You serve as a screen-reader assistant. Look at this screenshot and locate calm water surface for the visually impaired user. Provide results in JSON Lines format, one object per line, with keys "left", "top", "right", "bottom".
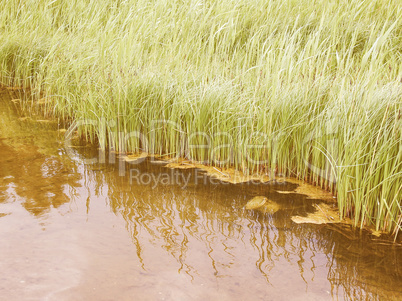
{"left": 0, "top": 88, "right": 401, "bottom": 301}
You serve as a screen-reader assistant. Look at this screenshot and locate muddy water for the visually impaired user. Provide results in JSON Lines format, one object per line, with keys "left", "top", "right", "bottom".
{"left": 0, "top": 88, "right": 401, "bottom": 301}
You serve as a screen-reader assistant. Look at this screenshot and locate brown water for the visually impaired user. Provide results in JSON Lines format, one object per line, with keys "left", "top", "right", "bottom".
{"left": 0, "top": 88, "right": 401, "bottom": 301}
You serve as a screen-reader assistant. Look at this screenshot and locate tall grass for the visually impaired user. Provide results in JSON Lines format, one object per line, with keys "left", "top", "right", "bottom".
{"left": 0, "top": 0, "right": 401, "bottom": 236}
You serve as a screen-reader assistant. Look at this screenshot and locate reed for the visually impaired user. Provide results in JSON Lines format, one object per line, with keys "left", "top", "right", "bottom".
{"left": 0, "top": 0, "right": 401, "bottom": 236}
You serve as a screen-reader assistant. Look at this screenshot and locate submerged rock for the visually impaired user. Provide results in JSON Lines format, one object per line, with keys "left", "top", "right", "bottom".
{"left": 245, "top": 196, "right": 267, "bottom": 209}
{"left": 245, "top": 196, "right": 281, "bottom": 214}
{"left": 259, "top": 201, "right": 281, "bottom": 214}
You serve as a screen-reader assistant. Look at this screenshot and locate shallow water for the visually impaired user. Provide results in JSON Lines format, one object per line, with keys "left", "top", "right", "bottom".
{"left": 0, "top": 88, "right": 401, "bottom": 301}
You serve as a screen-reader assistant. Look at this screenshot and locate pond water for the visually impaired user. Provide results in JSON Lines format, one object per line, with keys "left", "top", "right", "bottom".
{"left": 0, "top": 88, "right": 401, "bottom": 301}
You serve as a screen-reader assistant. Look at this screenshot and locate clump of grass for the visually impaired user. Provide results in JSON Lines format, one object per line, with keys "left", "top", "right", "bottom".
{"left": 0, "top": 0, "right": 401, "bottom": 237}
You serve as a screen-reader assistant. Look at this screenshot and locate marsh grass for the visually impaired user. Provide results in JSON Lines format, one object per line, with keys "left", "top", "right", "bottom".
{"left": 0, "top": 0, "right": 401, "bottom": 236}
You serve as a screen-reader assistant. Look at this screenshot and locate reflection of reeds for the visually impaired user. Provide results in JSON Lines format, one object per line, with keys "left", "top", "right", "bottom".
{"left": 0, "top": 89, "right": 81, "bottom": 217}
{"left": 0, "top": 0, "right": 401, "bottom": 235}
{"left": 83, "top": 163, "right": 401, "bottom": 300}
